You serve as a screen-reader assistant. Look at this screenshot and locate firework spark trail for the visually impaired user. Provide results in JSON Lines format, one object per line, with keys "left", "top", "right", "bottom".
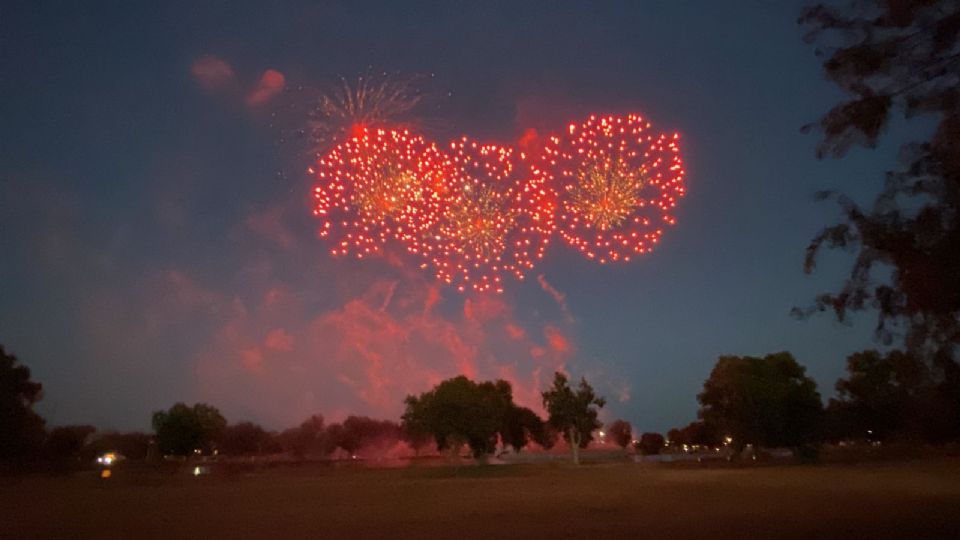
{"left": 537, "top": 114, "right": 685, "bottom": 264}
{"left": 309, "top": 72, "right": 425, "bottom": 148}
{"left": 422, "top": 138, "right": 554, "bottom": 293}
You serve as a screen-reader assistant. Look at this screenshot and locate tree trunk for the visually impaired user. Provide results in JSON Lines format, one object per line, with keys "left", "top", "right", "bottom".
{"left": 569, "top": 428, "right": 581, "bottom": 465}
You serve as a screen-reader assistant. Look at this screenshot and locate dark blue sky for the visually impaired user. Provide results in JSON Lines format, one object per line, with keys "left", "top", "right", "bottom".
{"left": 1, "top": 1, "right": 909, "bottom": 432}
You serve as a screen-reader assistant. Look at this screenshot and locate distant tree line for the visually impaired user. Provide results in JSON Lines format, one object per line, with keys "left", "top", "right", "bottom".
{"left": 7, "top": 338, "right": 960, "bottom": 474}
{"left": 1, "top": 342, "right": 612, "bottom": 470}
{"left": 664, "top": 349, "right": 960, "bottom": 459}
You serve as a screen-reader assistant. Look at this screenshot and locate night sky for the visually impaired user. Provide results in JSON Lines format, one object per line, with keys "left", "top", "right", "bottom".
{"left": 0, "top": 1, "right": 913, "bottom": 433}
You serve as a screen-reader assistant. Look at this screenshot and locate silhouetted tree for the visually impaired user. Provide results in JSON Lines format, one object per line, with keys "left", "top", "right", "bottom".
{"left": 500, "top": 405, "right": 547, "bottom": 453}
{"left": 321, "top": 422, "right": 344, "bottom": 456}
{"left": 279, "top": 415, "right": 325, "bottom": 457}
{"left": 84, "top": 431, "right": 152, "bottom": 461}
{"left": 541, "top": 372, "right": 605, "bottom": 465}
{"left": 339, "top": 416, "right": 401, "bottom": 456}
{"left": 0, "top": 345, "right": 46, "bottom": 467}
{"left": 797, "top": 2, "right": 960, "bottom": 369}
{"left": 698, "top": 352, "right": 823, "bottom": 451}
{"left": 827, "top": 348, "right": 960, "bottom": 442}
{"left": 402, "top": 376, "right": 513, "bottom": 459}
{"left": 219, "top": 422, "right": 273, "bottom": 456}
{"left": 636, "top": 432, "right": 665, "bottom": 456}
{"left": 400, "top": 418, "right": 434, "bottom": 457}
{"left": 43, "top": 425, "right": 96, "bottom": 470}
{"left": 151, "top": 402, "right": 226, "bottom": 456}
{"left": 607, "top": 419, "right": 633, "bottom": 451}
{"left": 667, "top": 421, "right": 720, "bottom": 448}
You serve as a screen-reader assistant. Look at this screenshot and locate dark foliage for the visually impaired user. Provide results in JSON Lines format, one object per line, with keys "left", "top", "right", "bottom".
{"left": 0, "top": 345, "right": 46, "bottom": 466}
{"left": 403, "top": 376, "right": 544, "bottom": 459}
{"left": 607, "top": 419, "right": 633, "bottom": 450}
{"left": 797, "top": 1, "right": 960, "bottom": 365}
{"left": 219, "top": 422, "right": 275, "bottom": 456}
{"left": 43, "top": 425, "right": 96, "bottom": 470}
{"left": 151, "top": 402, "right": 226, "bottom": 456}
{"left": 541, "top": 372, "right": 605, "bottom": 464}
{"left": 826, "top": 348, "right": 960, "bottom": 442}
{"left": 636, "top": 432, "right": 665, "bottom": 456}
{"left": 698, "top": 352, "right": 823, "bottom": 449}
{"left": 666, "top": 421, "right": 721, "bottom": 448}
{"left": 278, "top": 415, "right": 326, "bottom": 457}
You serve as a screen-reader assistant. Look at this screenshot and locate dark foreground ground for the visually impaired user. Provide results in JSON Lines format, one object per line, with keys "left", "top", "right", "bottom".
{"left": 3, "top": 458, "right": 959, "bottom": 539}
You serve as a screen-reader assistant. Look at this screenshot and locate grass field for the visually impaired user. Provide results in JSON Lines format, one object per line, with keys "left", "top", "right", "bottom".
{"left": 3, "top": 459, "right": 960, "bottom": 539}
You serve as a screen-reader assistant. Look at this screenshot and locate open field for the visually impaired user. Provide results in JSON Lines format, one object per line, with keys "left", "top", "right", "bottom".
{"left": 3, "top": 459, "right": 960, "bottom": 539}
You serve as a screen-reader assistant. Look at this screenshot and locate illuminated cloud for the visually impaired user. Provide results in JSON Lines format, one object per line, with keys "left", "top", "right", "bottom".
{"left": 265, "top": 328, "right": 294, "bottom": 352}
{"left": 192, "top": 276, "right": 572, "bottom": 426}
{"left": 544, "top": 324, "right": 572, "bottom": 354}
{"left": 537, "top": 274, "right": 574, "bottom": 324}
{"left": 191, "top": 55, "right": 235, "bottom": 91}
{"left": 246, "top": 69, "right": 286, "bottom": 106}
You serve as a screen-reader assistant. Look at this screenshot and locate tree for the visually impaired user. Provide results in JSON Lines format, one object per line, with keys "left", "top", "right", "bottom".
{"left": 541, "top": 372, "right": 606, "bottom": 465}
{"left": 400, "top": 417, "right": 434, "bottom": 457}
{"left": 636, "top": 432, "right": 665, "bottom": 456}
{"left": 402, "top": 376, "right": 514, "bottom": 460}
{"left": 84, "top": 431, "right": 152, "bottom": 461}
{"left": 219, "top": 422, "right": 273, "bottom": 456}
{"left": 797, "top": 2, "right": 960, "bottom": 365}
{"left": 0, "top": 345, "right": 46, "bottom": 466}
{"left": 500, "top": 405, "right": 548, "bottom": 453}
{"left": 43, "top": 425, "right": 96, "bottom": 469}
{"left": 667, "top": 421, "right": 720, "bottom": 448}
{"left": 151, "top": 402, "right": 226, "bottom": 456}
{"left": 278, "top": 414, "right": 325, "bottom": 457}
{"left": 339, "top": 416, "right": 401, "bottom": 456}
{"left": 827, "top": 348, "right": 960, "bottom": 442}
{"left": 607, "top": 419, "right": 633, "bottom": 451}
{"left": 698, "top": 352, "right": 823, "bottom": 451}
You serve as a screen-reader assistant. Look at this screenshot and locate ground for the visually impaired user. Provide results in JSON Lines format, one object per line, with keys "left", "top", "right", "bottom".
{"left": 3, "top": 459, "right": 959, "bottom": 539}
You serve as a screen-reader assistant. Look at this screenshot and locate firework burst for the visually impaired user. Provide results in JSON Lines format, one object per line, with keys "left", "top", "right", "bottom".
{"left": 309, "top": 71, "right": 425, "bottom": 148}
{"left": 311, "top": 127, "right": 448, "bottom": 258}
{"left": 424, "top": 138, "right": 554, "bottom": 293}
{"left": 537, "top": 114, "right": 685, "bottom": 263}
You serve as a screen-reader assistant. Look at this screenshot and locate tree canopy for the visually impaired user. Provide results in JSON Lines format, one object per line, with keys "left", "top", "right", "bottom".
{"left": 151, "top": 402, "right": 226, "bottom": 456}
{"left": 798, "top": 1, "right": 960, "bottom": 363}
{"left": 541, "top": 372, "right": 605, "bottom": 464}
{"left": 0, "top": 345, "right": 46, "bottom": 465}
{"left": 827, "top": 348, "right": 960, "bottom": 442}
{"left": 607, "top": 419, "right": 633, "bottom": 450}
{"left": 402, "top": 376, "right": 547, "bottom": 459}
{"left": 219, "top": 421, "right": 274, "bottom": 456}
{"left": 698, "top": 352, "right": 823, "bottom": 450}
{"left": 637, "top": 432, "right": 665, "bottom": 456}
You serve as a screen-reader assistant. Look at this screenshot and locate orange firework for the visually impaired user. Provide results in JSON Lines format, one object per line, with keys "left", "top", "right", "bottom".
{"left": 311, "top": 128, "right": 449, "bottom": 258}
{"left": 537, "top": 114, "right": 685, "bottom": 263}
{"left": 424, "top": 138, "right": 554, "bottom": 293}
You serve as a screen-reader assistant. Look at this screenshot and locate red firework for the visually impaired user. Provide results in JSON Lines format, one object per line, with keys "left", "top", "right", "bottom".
{"left": 536, "top": 114, "right": 685, "bottom": 263}
{"left": 311, "top": 128, "right": 449, "bottom": 258}
{"left": 423, "top": 138, "right": 554, "bottom": 293}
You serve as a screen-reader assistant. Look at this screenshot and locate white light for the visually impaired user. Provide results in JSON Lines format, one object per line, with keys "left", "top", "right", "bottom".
{"left": 193, "top": 467, "right": 201, "bottom": 476}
